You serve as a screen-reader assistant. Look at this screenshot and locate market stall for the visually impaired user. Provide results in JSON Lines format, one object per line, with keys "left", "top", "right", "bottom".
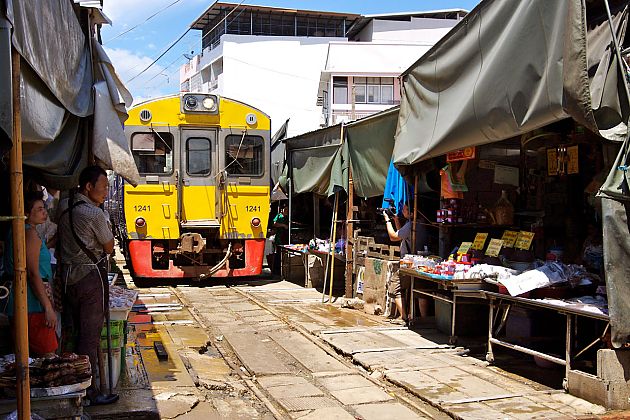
{"left": 279, "top": 108, "right": 400, "bottom": 298}
{"left": 392, "top": 0, "right": 629, "bottom": 408}
{"left": 0, "top": 0, "right": 138, "bottom": 416}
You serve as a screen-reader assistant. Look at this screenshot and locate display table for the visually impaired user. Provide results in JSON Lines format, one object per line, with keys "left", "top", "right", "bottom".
{"left": 400, "top": 267, "right": 486, "bottom": 344}
{"left": 481, "top": 291, "right": 610, "bottom": 389}
{"left": 279, "top": 245, "right": 309, "bottom": 286}
{"left": 0, "top": 391, "right": 85, "bottom": 419}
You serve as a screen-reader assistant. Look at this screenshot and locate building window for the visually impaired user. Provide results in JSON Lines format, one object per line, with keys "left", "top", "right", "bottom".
{"left": 353, "top": 77, "right": 395, "bottom": 105}
{"left": 131, "top": 132, "right": 174, "bottom": 175}
{"left": 225, "top": 135, "right": 264, "bottom": 176}
{"left": 333, "top": 77, "right": 348, "bottom": 104}
{"left": 180, "top": 79, "right": 190, "bottom": 92}
{"left": 186, "top": 138, "right": 211, "bottom": 176}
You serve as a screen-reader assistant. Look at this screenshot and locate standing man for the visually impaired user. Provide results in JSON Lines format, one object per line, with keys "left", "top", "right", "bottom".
{"left": 57, "top": 166, "right": 118, "bottom": 405}
{"left": 384, "top": 204, "right": 412, "bottom": 323}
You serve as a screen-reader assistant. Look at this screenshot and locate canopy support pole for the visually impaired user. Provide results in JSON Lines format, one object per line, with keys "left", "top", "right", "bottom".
{"left": 328, "top": 193, "right": 339, "bottom": 304}
{"left": 322, "top": 194, "right": 337, "bottom": 303}
{"left": 10, "top": 47, "right": 31, "bottom": 420}
{"left": 345, "top": 170, "right": 354, "bottom": 298}
{"left": 412, "top": 175, "right": 419, "bottom": 254}
{"left": 288, "top": 178, "right": 292, "bottom": 245}
{"left": 603, "top": 0, "right": 630, "bottom": 109}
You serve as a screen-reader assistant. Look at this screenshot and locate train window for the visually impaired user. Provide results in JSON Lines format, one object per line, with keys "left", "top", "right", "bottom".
{"left": 186, "top": 137, "right": 211, "bottom": 176}
{"left": 132, "top": 132, "right": 174, "bottom": 175}
{"left": 225, "top": 135, "right": 264, "bottom": 176}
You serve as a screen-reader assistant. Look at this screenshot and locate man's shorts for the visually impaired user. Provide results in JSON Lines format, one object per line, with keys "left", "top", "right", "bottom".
{"left": 387, "top": 270, "right": 410, "bottom": 298}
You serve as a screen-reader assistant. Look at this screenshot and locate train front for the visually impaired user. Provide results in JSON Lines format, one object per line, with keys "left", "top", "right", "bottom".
{"left": 117, "top": 94, "right": 271, "bottom": 282}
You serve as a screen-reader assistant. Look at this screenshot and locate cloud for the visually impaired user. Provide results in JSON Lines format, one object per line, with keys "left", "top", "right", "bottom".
{"left": 104, "top": 47, "right": 179, "bottom": 105}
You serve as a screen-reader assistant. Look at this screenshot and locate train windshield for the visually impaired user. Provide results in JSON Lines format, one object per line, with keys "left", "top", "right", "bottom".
{"left": 132, "top": 132, "right": 174, "bottom": 175}
{"left": 224, "top": 135, "right": 264, "bottom": 176}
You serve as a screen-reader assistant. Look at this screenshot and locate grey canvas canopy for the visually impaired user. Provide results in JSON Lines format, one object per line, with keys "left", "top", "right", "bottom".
{"left": 284, "top": 107, "right": 399, "bottom": 198}
{"left": 393, "top": 0, "right": 629, "bottom": 347}
{"left": 0, "top": 0, "right": 140, "bottom": 189}
{"left": 393, "top": 0, "right": 628, "bottom": 170}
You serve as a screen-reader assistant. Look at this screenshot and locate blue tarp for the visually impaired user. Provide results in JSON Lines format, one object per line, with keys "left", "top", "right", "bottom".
{"left": 382, "top": 160, "right": 411, "bottom": 215}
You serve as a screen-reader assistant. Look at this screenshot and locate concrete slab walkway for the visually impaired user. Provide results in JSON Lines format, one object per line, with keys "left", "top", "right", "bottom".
{"left": 236, "top": 281, "right": 607, "bottom": 420}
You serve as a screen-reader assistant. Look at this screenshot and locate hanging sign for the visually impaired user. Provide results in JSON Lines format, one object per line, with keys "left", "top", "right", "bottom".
{"left": 547, "top": 148, "right": 558, "bottom": 176}
{"left": 515, "top": 231, "right": 535, "bottom": 250}
{"left": 485, "top": 239, "right": 504, "bottom": 257}
{"left": 457, "top": 242, "right": 473, "bottom": 255}
{"left": 471, "top": 233, "right": 489, "bottom": 250}
{"left": 501, "top": 230, "right": 519, "bottom": 248}
{"left": 567, "top": 145, "right": 579, "bottom": 174}
{"left": 447, "top": 146, "right": 476, "bottom": 162}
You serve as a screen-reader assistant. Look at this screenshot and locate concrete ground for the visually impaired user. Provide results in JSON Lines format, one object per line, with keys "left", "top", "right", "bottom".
{"left": 86, "top": 254, "right": 615, "bottom": 419}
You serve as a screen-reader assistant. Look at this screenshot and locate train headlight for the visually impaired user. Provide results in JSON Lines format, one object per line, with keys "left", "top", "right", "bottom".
{"left": 135, "top": 217, "right": 146, "bottom": 228}
{"left": 202, "top": 96, "right": 216, "bottom": 111}
{"left": 181, "top": 94, "right": 219, "bottom": 114}
{"left": 251, "top": 217, "right": 261, "bottom": 228}
{"left": 184, "top": 95, "right": 198, "bottom": 110}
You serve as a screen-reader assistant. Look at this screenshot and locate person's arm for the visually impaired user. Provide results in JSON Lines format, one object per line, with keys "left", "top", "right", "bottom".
{"left": 92, "top": 211, "right": 115, "bottom": 255}
{"left": 384, "top": 214, "right": 402, "bottom": 242}
{"left": 273, "top": 215, "right": 288, "bottom": 229}
{"left": 25, "top": 229, "right": 56, "bottom": 329}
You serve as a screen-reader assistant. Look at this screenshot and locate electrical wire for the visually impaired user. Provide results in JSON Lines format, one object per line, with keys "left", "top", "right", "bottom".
{"left": 104, "top": 0, "right": 184, "bottom": 44}
{"left": 126, "top": 0, "right": 246, "bottom": 84}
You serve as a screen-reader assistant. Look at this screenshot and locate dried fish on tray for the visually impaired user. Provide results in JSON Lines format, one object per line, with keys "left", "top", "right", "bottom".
{"left": 0, "top": 353, "right": 92, "bottom": 395}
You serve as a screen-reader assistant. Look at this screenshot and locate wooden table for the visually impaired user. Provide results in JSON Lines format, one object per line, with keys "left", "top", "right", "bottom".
{"left": 279, "top": 245, "right": 309, "bottom": 287}
{"left": 481, "top": 291, "right": 610, "bottom": 389}
{"left": 400, "top": 267, "right": 486, "bottom": 344}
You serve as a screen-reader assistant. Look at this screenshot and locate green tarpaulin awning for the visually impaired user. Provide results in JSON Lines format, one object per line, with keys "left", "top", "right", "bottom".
{"left": 284, "top": 107, "right": 399, "bottom": 198}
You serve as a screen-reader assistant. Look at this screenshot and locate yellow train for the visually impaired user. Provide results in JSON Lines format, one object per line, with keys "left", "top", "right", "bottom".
{"left": 113, "top": 93, "right": 271, "bottom": 282}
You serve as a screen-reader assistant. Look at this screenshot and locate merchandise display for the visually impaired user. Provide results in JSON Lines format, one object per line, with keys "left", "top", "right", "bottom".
{"left": 0, "top": 353, "right": 91, "bottom": 390}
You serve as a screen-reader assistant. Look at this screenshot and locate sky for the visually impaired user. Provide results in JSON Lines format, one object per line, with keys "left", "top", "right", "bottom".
{"left": 101, "top": 0, "right": 480, "bottom": 105}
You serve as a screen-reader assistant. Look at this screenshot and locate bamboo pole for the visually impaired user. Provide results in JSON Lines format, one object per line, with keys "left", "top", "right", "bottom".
{"left": 345, "top": 167, "right": 354, "bottom": 298}
{"left": 321, "top": 194, "right": 335, "bottom": 304}
{"left": 328, "top": 194, "right": 339, "bottom": 304}
{"left": 10, "top": 47, "right": 31, "bottom": 420}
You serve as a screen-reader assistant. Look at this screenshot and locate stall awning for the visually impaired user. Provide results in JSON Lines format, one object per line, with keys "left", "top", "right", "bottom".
{"left": 286, "top": 124, "right": 346, "bottom": 197}
{"left": 346, "top": 107, "right": 399, "bottom": 198}
{"left": 1, "top": 0, "right": 139, "bottom": 188}
{"left": 393, "top": 0, "right": 629, "bottom": 171}
{"left": 284, "top": 107, "right": 399, "bottom": 198}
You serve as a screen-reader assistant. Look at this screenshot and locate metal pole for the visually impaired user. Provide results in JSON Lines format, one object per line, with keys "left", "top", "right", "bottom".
{"left": 328, "top": 193, "right": 339, "bottom": 303}
{"left": 412, "top": 174, "right": 418, "bottom": 254}
{"left": 10, "top": 47, "right": 31, "bottom": 420}
{"left": 603, "top": 0, "right": 630, "bottom": 106}
{"left": 288, "top": 178, "right": 292, "bottom": 245}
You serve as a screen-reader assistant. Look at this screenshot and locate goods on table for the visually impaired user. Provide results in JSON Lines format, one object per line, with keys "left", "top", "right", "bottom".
{"left": 110, "top": 285, "right": 138, "bottom": 310}
{"left": 0, "top": 353, "right": 91, "bottom": 389}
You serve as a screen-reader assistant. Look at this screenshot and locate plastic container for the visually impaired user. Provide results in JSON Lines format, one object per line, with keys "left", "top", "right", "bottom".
{"left": 98, "top": 347, "right": 122, "bottom": 389}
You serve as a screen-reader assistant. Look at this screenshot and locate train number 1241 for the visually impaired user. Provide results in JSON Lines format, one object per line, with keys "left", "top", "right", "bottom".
{"left": 245, "top": 205, "right": 260, "bottom": 212}
{"left": 134, "top": 205, "right": 151, "bottom": 212}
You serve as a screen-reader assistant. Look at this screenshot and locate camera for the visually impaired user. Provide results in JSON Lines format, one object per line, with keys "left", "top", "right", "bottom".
{"left": 377, "top": 207, "right": 396, "bottom": 218}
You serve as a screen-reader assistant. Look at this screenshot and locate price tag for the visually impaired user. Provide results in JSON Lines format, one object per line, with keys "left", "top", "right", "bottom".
{"left": 501, "top": 230, "right": 519, "bottom": 248}
{"left": 485, "top": 239, "right": 504, "bottom": 257}
{"left": 515, "top": 231, "right": 535, "bottom": 250}
{"left": 457, "top": 242, "right": 473, "bottom": 255}
{"left": 472, "top": 233, "right": 488, "bottom": 250}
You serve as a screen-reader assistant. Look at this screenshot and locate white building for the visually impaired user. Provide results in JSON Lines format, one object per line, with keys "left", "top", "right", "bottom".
{"left": 180, "top": 2, "right": 466, "bottom": 137}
